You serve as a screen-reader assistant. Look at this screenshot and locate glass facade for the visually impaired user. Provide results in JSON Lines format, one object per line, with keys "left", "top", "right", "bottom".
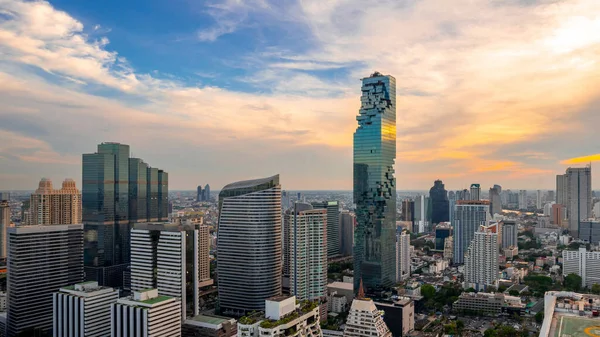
{"left": 128, "top": 158, "right": 148, "bottom": 222}
{"left": 158, "top": 170, "right": 169, "bottom": 221}
{"left": 147, "top": 167, "right": 159, "bottom": 222}
{"left": 353, "top": 72, "right": 397, "bottom": 292}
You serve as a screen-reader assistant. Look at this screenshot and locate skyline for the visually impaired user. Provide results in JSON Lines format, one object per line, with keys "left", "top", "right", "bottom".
{"left": 1, "top": 0, "right": 600, "bottom": 190}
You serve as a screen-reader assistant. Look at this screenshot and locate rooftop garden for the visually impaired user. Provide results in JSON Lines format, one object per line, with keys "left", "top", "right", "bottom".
{"left": 260, "top": 300, "right": 319, "bottom": 329}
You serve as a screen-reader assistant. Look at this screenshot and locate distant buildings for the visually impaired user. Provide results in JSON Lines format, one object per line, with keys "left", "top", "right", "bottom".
{"left": 435, "top": 224, "right": 452, "bottom": 251}
{"left": 396, "top": 231, "right": 410, "bottom": 281}
{"left": 518, "top": 190, "right": 527, "bottom": 210}
{"left": 0, "top": 200, "right": 8, "bottom": 259}
{"left": 82, "top": 142, "right": 168, "bottom": 288}
{"left": 53, "top": 281, "right": 119, "bottom": 337}
{"left": 470, "top": 184, "right": 481, "bottom": 201}
{"left": 197, "top": 185, "right": 203, "bottom": 202}
{"left": 414, "top": 195, "right": 430, "bottom": 233}
{"left": 7, "top": 224, "right": 84, "bottom": 336}
{"left": 562, "top": 247, "right": 600, "bottom": 288}
{"left": 537, "top": 190, "right": 543, "bottom": 209}
{"left": 312, "top": 201, "right": 340, "bottom": 257}
{"left": 353, "top": 72, "right": 397, "bottom": 293}
{"left": 429, "top": 180, "right": 449, "bottom": 224}
{"left": 551, "top": 204, "right": 565, "bottom": 226}
{"left": 489, "top": 185, "right": 502, "bottom": 216}
{"left": 27, "top": 178, "right": 81, "bottom": 226}
{"left": 218, "top": 175, "right": 282, "bottom": 315}
{"left": 464, "top": 224, "right": 499, "bottom": 291}
{"left": 204, "top": 184, "right": 211, "bottom": 202}
{"left": 453, "top": 292, "right": 524, "bottom": 315}
{"left": 340, "top": 211, "right": 355, "bottom": 256}
{"left": 579, "top": 221, "right": 600, "bottom": 245}
{"left": 452, "top": 200, "right": 490, "bottom": 264}
{"left": 501, "top": 220, "right": 517, "bottom": 249}
{"left": 111, "top": 289, "right": 181, "bottom": 337}
{"left": 566, "top": 167, "right": 592, "bottom": 237}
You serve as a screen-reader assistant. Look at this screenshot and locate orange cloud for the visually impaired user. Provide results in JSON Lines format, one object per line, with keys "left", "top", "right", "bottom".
{"left": 561, "top": 154, "right": 600, "bottom": 165}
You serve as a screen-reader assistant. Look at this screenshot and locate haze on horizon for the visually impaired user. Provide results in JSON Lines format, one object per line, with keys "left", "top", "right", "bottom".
{"left": 1, "top": 0, "right": 600, "bottom": 191}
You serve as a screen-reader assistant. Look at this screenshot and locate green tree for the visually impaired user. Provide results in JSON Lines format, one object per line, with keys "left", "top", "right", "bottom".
{"left": 421, "top": 284, "right": 436, "bottom": 300}
{"left": 466, "top": 287, "right": 476, "bottom": 293}
{"left": 487, "top": 285, "right": 497, "bottom": 293}
{"left": 509, "top": 290, "right": 520, "bottom": 296}
{"left": 535, "top": 311, "right": 544, "bottom": 324}
{"left": 564, "top": 273, "right": 582, "bottom": 291}
{"left": 591, "top": 284, "right": 600, "bottom": 295}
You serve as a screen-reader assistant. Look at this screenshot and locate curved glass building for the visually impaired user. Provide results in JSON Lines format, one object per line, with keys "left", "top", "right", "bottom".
{"left": 217, "top": 175, "right": 282, "bottom": 315}
{"left": 353, "top": 72, "right": 397, "bottom": 293}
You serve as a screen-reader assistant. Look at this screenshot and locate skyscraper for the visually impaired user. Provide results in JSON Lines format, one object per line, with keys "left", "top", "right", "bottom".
{"left": 312, "top": 200, "right": 340, "bottom": 257}
{"left": 536, "top": 190, "right": 543, "bottom": 209}
{"left": 0, "top": 199, "right": 9, "bottom": 259}
{"left": 429, "top": 180, "right": 449, "bottom": 224}
{"left": 7, "top": 224, "right": 84, "bottom": 336}
{"left": 565, "top": 167, "right": 592, "bottom": 237}
{"left": 401, "top": 199, "right": 414, "bottom": 222}
{"left": 470, "top": 184, "right": 481, "bottom": 201}
{"left": 556, "top": 174, "right": 568, "bottom": 206}
{"left": 28, "top": 178, "right": 81, "bottom": 225}
{"left": 82, "top": 142, "right": 168, "bottom": 287}
{"left": 501, "top": 220, "right": 517, "bottom": 249}
{"left": 197, "top": 185, "right": 203, "bottom": 202}
{"left": 344, "top": 284, "right": 392, "bottom": 337}
{"left": 286, "top": 203, "right": 327, "bottom": 301}
{"left": 353, "top": 72, "right": 397, "bottom": 293}
{"left": 217, "top": 175, "right": 282, "bottom": 315}
{"left": 464, "top": 224, "right": 499, "bottom": 291}
{"left": 489, "top": 185, "right": 502, "bottom": 216}
{"left": 396, "top": 231, "right": 410, "bottom": 281}
{"left": 340, "top": 211, "right": 355, "bottom": 257}
{"left": 452, "top": 201, "right": 490, "bottom": 264}
{"left": 414, "top": 195, "right": 430, "bottom": 233}
{"left": 203, "top": 184, "right": 211, "bottom": 202}
{"left": 518, "top": 190, "right": 527, "bottom": 210}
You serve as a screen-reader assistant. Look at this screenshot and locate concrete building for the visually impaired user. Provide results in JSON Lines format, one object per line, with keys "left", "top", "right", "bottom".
{"left": 327, "top": 282, "right": 354, "bottom": 304}
{"left": 489, "top": 185, "right": 502, "bottom": 217}
{"left": 551, "top": 204, "right": 566, "bottom": 226}
{"left": 558, "top": 167, "right": 592, "bottom": 237}
{"left": 518, "top": 190, "right": 527, "bottom": 210}
{"left": 453, "top": 292, "right": 524, "bottom": 315}
{"left": 414, "top": 195, "right": 430, "bottom": 233}
{"left": 562, "top": 248, "right": 600, "bottom": 288}
{"left": 579, "top": 221, "right": 600, "bottom": 245}
{"left": 344, "top": 287, "right": 392, "bottom": 337}
{"left": 340, "top": 211, "right": 355, "bottom": 257}
{"left": 328, "top": 292, "right": 348, "bottom": 313}
{"left": 198, "top": 223, "right": 213, "bottom": 287}
{"left": 537, "top": 190, "right": 543, "bottom": 209}
{"left": 396, "top": 231, "right": 410, "bottom": 281}
{"left": 111, "top": 289, "right": 181, "bottom": 337}
{"left": 464, "top": 225, "right": 499, "bottom": 291}
{"left": 504, "top": 246, "right": 518, "bottom": 259}
{"left": 452, "top": 201, "right": 490, "bottom": 264}
{"left": 312, "top": 201, "right": 340, "bottom": 258}
{"left": 7, "top": 224, "right": 84, "bottom": 336}
{"left": 53, "top": 281, "right": 119, "bottom": 337}
{"left": 0, "top": 200, "right": 8, "bottom": 259}
{"left": 501, "top": 220, "right": 517, "bottom": 249}
{"left": 444, "top": 236, "right": 454, "bottom": 262}
{"left": 197, "top": 185, "right": 203, "bottom": 202}
{"left": 182, "top": 315, "right": 237, "bottom": 337}
{"left": 237, "top": 296, "right": 321, "bottom": 337}
{"left": 131, "top": 222, "right": 208, "bottom": 320}
{"left": 28, "top": 178, "right": 81, "bottom": 225}
{"left": 374, "top": 298, "right": 414, "bottom": 337}
{"left": 594, "top": 202, "right": 600, "bottom": 218}
{"left": 353, "top": 72, "right": 397, "bottom": 293}
{"left": 470, "top": 184, "right": 481, "bottom": 201}
{"left": 218, "top": 175, "right": 282, "bottom": 315}
{"left": 556, "top": 174, "right": 568, "bottom": 207}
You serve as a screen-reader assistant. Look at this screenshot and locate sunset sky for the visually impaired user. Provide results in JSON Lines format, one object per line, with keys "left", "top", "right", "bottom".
{"left": 1, "top": 0, "right": 600, "bottom": 191}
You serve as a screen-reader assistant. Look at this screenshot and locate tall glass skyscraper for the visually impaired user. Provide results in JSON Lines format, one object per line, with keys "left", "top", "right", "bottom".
{"left": 353, "top": 72, "right": 397, "bottom": 292}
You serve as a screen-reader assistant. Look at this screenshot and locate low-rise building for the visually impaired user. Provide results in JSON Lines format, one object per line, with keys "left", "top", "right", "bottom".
{"left": 344, "top": 294, "right": 391, "bottom": 337}
{"left": 237, "top": 296, "right": 321, "bottom": 337}
{"left": 453, "top": 292, "right": 524, "bottom": 316}
{"left": 374, "top": 297, "right": 414, "bottom": 337}
{"left": 327, "top": 282, "right": 354, "bottom": 304}
{"left": 503, "top": 246, "right": 518, "bottom": 259}
{"left": 182, "top": 314, "right": 237, "bottom": 337}
{"left": 328, "top": 292, "right": 348, "bottom": 313}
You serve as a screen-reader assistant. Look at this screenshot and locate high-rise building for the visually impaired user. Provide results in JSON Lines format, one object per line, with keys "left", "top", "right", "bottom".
{"left": 374, "top": 298, "right": 415, "bottom": 337}
{"left": 448, "top": 192, "right": 456, "bottom": 227}
{"left": 507, "top": 191, "right": 519, "bottom": 209}
{"left": 518, "top": 190, "right": 527, "bottom": 210}
{"left": 414, "top": 195, "right": 430, "bottom": 233}
{"left": 444, "top": 236, "right": 454, "bottom": 262}
{"left": 594, "top": 202, "right": 600, "bottom": 218}
{"left": 28, "top": 178, "right": 81, "bottom": 225}
{"left": 578, "top": 221, "right": 600, "bottom": 246}
{"left": 464, "top": 224, "right": 499, "bottom": 291}
{"left": 344, "top": 284, "right": 392, "bottom": 337}
{"left": 312, "top": 201, "right": 340, "bottom": 257}
{"left": 285, "top": 203, "right": 327, "bottom": 301}
{"left": 452, "top": 201, "right": 490, "bottom": 264}
{"left": 53, "top": 281, "right": 119, "bottom": 337}
{"left": 353, "top": 72, "right": 396, "bottom": 293}
{"left": 551, "top": 204, "right": 565, "bottom": 226}
{"left": 217, "top": 175, "right": 282, "bottom": 315}
{"left": 501, "top": 220, "right": 517, "bottom": 249}
{"left": 470, "top": 184, "right": 481, "bottom": 201}
{"left": 562, "top": 247, "right": 600, "bottom": 288}
{"left": 0, "top": 200, "right": 8, "bottom": 259}
{"left": 489, "top": 185, "right": 502, "bottom": 216}
{"left": 203, "top": 184, "right": 211, "bottom": 202}
{"left": 401, "top": 199, "right": 414, "bottom": 222}
{"left": 111, "top": 289, "right": 181, "bottom": 337}
{"left": 83, "top": 142, "right": 168, "bottom": 287}
{"left": 396, "top": 231, "right": 410, "bottom": 281}
{"left": 435, "top": 225, "right": 452, "bottom": 251}
{"left": 565, "top": 167, "right": 593, "bottom": 237}
{"left": 7, "top": 224, "right": 84, "bottom": 336}
{"left": 457, "top": 189, "right": 471, "bottom": 201}
{"left": 131, "top": 222, "right": 209, "bottom": 320}
{"left": 546, "top": 190, "right": 555, "bottom": 203}
{"left": 197, "top": 185, "right": 203, "bottom": 202}
{"left": 198, "top": 224, "right": 213, "bottom": 288}
{"left": 556, "top": 174, "right": 568, "bottom": 206}
{"left": 282, "top": 190, "right": 290, "bottom": 211}
{"left": 429, "top": 180, "right": 449, "bottom": 224}
{"left": 544, "top": 202, "right": 555, "bottom": 216}
{"left": 536, "top": 190, "right": 543, "bottom": 209}
{"left": 340, "top": 211, "right": 355, "bottom": 257}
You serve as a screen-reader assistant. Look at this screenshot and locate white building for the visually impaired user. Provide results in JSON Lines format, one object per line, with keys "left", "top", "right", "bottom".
{"left": 328, "top": 293, "right": 348, "bottom": 313}
{"left": 562, "top": 247, "right": 600, "bottom": 287}
{"left": 111, "top": 289, "right": 181, "bottom": 337}
{"left": 237, "top": 296, "right": 322, "bottom": 337}
{"left": 414, "top": 195, "right": 430, "bottom": 233}
{"left": 53, "top": 281, "right": 119, "bottom": 337}
{"left": 453, "top": 201, "right": 490, "bottom": 264}
{"left": 544, "top": 202, "right": 555, "bottom": 217}
{"left": 343, "top": 286, "right": 392, "bottom": 337}
{"left": 464, "top": 224, "right": 499, "bottom": 291}
{"left": 518, "top": 190, "right": 527, "bottom": 210}
{"left": 396, "top": 231, "right": 410, "bottom": 281}
{"left": 444, "top": 236, "right": 453, "bottom": 262}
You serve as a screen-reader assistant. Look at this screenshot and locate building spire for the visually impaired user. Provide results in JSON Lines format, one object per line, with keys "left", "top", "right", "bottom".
{"left": 358, "top": 278, "right": 365, "bottom": 299}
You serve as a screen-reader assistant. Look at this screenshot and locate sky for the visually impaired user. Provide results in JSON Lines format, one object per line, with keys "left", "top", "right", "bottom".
{"left": 1, "top": 0, "right": 600, "bottom": 191}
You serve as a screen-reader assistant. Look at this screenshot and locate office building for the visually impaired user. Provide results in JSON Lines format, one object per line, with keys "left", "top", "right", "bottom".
{"left": 544, "top": 202, "right": 555, "bottom": 216}
{"left": 470, "top": 184, "right": 481, "bottom": 201}
{"left": 182, "top": 314, "right": 237, "bottom": 337}
{"left": 0, "top": 200, "right": 8, "bottom": 259}
{"left": 435, "top": 225, "right": 452, "bottom": 251}
{"left": 429, "top": 180, "right": 449, "bottom": 224}
{"left": 518, "top": 190, "right": 527, "bottom": 210}
{"left": 453, "top": 292, "right": 524, "bottom": 316}
{"left": 7, "top": 224, "right": 84, "bottom": 336}
{"left": 53, "top": 281, "right": 119, "bottom": 337}
{"left": 552, "top": 204, "right": 565, "bottom": 226}
{"left": 201, "top": 184, "right": 211, "bottom": 202}
{"left": 284, "top": 203, "right": 327, "bottom": 301}
{"left": 564, "top": 167, "right": 593, "bottom": 237}
{"left": 312, "top": 201, "right": 340, "bottom": 257}
{"left": 282, "top": 191, "right": 290, "bottom": 211}
{"left": 414, "top": 195, "right": 430, "bottom": 233}
{"left": 401, "top": 199, "right": 414, "bottom": 222}
{"left": 448, "top": 192, "right": 456, "bottom": 226}
{"left": 374, "top": 298, "right": 414, "bottom": 337}
{"left": 353, "top": 72, "right": 397, "bottom": 293}
{"left": 198, "top": 224, "right": 213, "bottom": 287}
{"left": 396, "top": 231, "right": 410, "bottom": 281}
{"left": 452, "top": 201, "right": 490, "bottom": 264}
{"left": 456, "top": 189, "right": 471, "bottom": 201}
{"left": 537, "top": 190, "right": 543, "bottom": 209}
{"left": 111, "top": 289, "right": 181, "bottom": 337}
{"left": 579, "top": 221, "right": 600, "bottom": 246}
{"left": 197, "top": 185, "right": 203, "bottom": 202}
{"left": 340, "top": 211, "right": 355, "bottom": 256}
{"left": 489, "top": 185, "right": 502, "bottom": 216}
{"left": 343, "top": 283, "right": 392, "bottom": 337}
{"left": 501, "top": 220, "right": 517, "bottom": 249}
{"left": 237, "top": 296, "right": 321, "bottom": 337}
{"left": 27, "top": 178, "right": 81, "bottom": 225}
{"left": 464, "top": 225, "right": 499, "bottom": 291}
{"left": 556, "top": 174, "right": 568, "bottom": 207}
{"left": 562, "top": 247, "right": 600, "bottom": 288}
{"left": 131, "top": 222, "right": 207, "bottom": 320}
{"left": 83, "top": 142, "right": 168, "bottom": 288}
{"left": 217, "top": 175, "right": 282, "bottom": 315}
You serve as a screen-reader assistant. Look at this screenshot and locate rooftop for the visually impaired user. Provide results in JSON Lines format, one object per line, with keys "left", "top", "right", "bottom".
{"left": 188, "top": 314, "right": 233, "bottom": 325}
{"left": 328, "top": 282, "right": 353, "bottom": 291}
{"left": 268, "top": 295, "right": 293, "bottom": 303}
{"left": 140, "top": 295, "right": 172, "bottom": 304}
{"left": 221, "top": 175, "right": 279, "bottom": 191}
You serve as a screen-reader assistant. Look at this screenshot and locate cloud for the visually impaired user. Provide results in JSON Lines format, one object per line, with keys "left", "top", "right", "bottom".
{"left": 561, "top": 154, "right": 600, "bottom": 165}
